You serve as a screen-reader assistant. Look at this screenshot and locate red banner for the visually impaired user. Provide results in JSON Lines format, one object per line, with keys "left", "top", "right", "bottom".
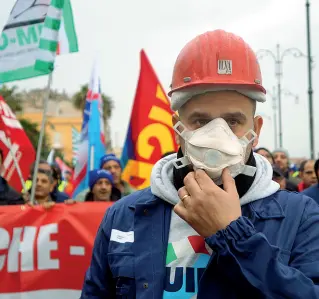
{"left": 0, "top": 96, "right": 35, "bottom": 191}
{"left": 121, "top": 50, "right": 178, "bottom": 190}
{"left": 0, "top": 202, "right": 112, "bottom": 298}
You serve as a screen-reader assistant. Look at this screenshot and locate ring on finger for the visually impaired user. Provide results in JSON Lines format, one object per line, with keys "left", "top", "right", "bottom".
{"left": 181, "top": 194, "right": 190, "bottom": 201}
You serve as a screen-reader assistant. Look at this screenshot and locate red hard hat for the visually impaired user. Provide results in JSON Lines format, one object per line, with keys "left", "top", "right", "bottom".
{"left": 168, "top": 30, "right": 266, "bottom": 96}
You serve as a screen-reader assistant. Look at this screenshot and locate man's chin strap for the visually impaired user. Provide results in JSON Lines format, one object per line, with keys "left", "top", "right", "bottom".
{"left": 173, "top": 148, "right": 257, "bottom": 198}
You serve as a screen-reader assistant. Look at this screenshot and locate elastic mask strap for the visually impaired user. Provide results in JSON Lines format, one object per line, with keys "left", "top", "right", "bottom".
{"left": 240, "top": 129, "right": 257, "bottom": 146}
{"left": 173, "top": 156, "right": 190, "bottom": 169}
{"left": 173, "top": 121, "right": 188, "bottom": 138}
{"left": 242, "top": 165, "right": 257, "bottom": 177}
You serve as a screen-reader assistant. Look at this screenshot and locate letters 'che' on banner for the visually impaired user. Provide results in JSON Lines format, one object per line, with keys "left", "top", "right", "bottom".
{"left": 0, "top": 202, "right": 112, "bottom": 299}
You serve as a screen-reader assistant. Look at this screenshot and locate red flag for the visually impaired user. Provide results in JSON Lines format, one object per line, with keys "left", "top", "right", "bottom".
{"left": 0, "top": 96, "right": 35, "bottom": 191}
{"left": 121, "top": 50, "right": 178, "bottom": 190}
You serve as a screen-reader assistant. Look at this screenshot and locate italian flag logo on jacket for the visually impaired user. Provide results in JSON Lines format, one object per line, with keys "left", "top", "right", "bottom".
{"left": 164, "top": 235, "right": 213, "bottom": 299}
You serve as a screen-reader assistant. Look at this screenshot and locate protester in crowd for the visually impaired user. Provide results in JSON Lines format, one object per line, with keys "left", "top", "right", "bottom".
{"left": 24, "top": 160, "right": 70, "bottom": 203}
{"left": 297, "top": 159, "right": 317, "bottom": 192}
{"left": 25, "top": 168, "right": 55, "bottom": 209}
{"left": 100, "top": 153, "right": 135, "bottom": 196}
{"left": 302, "top": 159, "right": 319, "bottom": 204}
{"left": 272, "top": 165, "right": 286, "bottom": 190}
{"left": 0, "top": 149, "right": 25, "bottom": 205}
{"left": 84, "top": 169, "right": 118, "bottom": 202}
{"left": 273, "top": 148, "right": 298, "bottom": 191}
{"left": 255, "top": 147, "right": 274, "bottom": 165}
{"left": 82, "top": 30, "right": 319, "bottom": 298}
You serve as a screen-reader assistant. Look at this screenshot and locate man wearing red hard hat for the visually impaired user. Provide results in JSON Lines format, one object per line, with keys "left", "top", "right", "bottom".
{"left": 82, "top": 30, "right": 319, "bottom": 298}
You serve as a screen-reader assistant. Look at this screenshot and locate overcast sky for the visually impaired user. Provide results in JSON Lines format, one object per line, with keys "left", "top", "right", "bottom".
{"left": 1, "top": 0, "right": 319, "bottom": 158}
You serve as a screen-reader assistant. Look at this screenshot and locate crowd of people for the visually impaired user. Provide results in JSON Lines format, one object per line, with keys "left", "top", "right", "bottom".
{"left": 0, "top": 151, "right": 135, "bottom": 207}
{"left": 255, "top": 147, "right": 319, "bottom": 202}
{"left": 1, "top": 28, "right": 319, "bottom": 298}
{"left": 1, "top": 145, "right": 319, "bottom": 208}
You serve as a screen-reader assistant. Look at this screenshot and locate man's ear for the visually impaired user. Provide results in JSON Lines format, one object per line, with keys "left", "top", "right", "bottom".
{"left": 172, "top": 113, "right": 180, "bottom": 145}
{"left": 252, "top": 116, "right": 263, "bottom": 147}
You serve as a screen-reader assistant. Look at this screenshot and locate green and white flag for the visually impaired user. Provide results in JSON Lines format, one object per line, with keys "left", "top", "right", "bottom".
{"left": 35, "top": 0, "right": 64, "bottom": 73}
{"left": 0, "top": 0, "right": 78, "bottom": 83}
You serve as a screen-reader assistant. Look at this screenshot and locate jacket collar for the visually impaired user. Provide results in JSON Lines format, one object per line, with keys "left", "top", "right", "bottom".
{"left": 128, "top": 188, "right": 161, "bottom": 210}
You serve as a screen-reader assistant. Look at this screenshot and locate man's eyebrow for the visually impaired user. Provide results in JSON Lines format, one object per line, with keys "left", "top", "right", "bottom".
{"left": 220, "top": 112, "right": 247, "bottom": 121}
{"left": 187, "top": 111, "right": 247, "bottom": 121}
{"left": 187, "top": 112, "right": 212, "bottom": 121}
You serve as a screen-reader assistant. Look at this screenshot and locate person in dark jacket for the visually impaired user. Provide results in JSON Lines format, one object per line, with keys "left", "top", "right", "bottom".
{"left": 273, "top": 148, "right": 298, "bottom": 191}
{"left": 99, "top": 154, "right": 135, "bottom": 197}
{"left": 0, "top": 149, "right": 24, "bottom": 205}
{"left": 26, "top": 160, "right": 70, "bottom": 203}
{"left": 81, "top": 30, "right": 319, "bottom": 299}
{"left": 84, "top": 169, "right": 120, "bottom": 202}
{"left": 302, "top": 159, "right": 319, "bottom": 204}
{"left": 298, "top": 159, "right": 317, "bottom": 192}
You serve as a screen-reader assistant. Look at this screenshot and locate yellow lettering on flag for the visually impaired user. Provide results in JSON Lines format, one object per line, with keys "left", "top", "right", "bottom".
{"left": 156, "top": 84, "right": 168, "bottom": 105}
{"left": 137, "top": 123, "right": 175, "bottom": 160}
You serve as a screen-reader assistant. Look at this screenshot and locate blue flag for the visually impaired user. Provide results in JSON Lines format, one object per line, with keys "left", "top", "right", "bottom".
{"left": 86, "top": 99, "right": 105, "bottom": 186}
{"left": 73, "top": 61, "right": 106, "bottom": 198}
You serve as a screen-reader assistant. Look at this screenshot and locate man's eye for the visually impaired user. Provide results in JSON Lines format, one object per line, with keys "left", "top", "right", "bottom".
{"left": 194, "top": 119, "right": 210, "bottom": 127}
{"left": 227, "top": 119, "right": 240, "bottom": 127}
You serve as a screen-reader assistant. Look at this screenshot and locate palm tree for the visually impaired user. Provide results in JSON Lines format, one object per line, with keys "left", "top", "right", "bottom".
{"left": 0, "top": 85, "right": 23, "bottom": 113}
{"left": 72, "top": 84, "right": 113, "bottom": 120}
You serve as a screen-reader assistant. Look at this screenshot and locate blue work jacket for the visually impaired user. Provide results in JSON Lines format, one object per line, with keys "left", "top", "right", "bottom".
{"left": 81, "top": 188, "right": 319, "bottom": 298}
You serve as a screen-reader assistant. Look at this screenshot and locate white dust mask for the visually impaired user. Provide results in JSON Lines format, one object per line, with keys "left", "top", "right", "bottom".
{"left": 173, "top": 118, "right": 257, "bottom": 185}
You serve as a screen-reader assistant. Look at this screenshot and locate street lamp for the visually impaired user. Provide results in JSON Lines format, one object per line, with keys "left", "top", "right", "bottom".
{"left": 306, "top": 0, "right": 315, "bottom": 158}
{"left": 266, "top": 87, "right": 278, "bottom": 149}
{"left": 257, "top": 44, "right": 307, "bottom": 148}
{"left": 267, "top": 87, "right": 299, "bottom": 149}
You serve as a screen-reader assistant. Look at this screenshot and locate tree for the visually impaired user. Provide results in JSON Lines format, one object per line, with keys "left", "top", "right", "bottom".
{"left": 19, "top": 118, "right": 52, "bottom": 159}
{"left": 72, "top": 84, "right": 113, "bottom": 120}
{"left": 19, "top": 88, "right": 71, "bottom": 109}
{"left": 0, "top": 85, "right": 23, "bottom": 113}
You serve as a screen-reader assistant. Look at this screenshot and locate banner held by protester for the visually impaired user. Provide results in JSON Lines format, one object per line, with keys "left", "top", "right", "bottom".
{"left": 0, "top": 202, "right": 112, "bottom": 298}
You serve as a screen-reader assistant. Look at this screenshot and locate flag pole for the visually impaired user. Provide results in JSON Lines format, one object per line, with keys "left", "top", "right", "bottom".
{"left": 29, "top": 73, "right": 53, "bottom": 204}
{"left": 6, "top": 136, "right": 27, "bottom": 193}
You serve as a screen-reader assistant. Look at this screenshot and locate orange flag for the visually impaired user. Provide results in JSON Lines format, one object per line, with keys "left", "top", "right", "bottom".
{"left": 121, "top": 50, "right": 178, "bottom": 190}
